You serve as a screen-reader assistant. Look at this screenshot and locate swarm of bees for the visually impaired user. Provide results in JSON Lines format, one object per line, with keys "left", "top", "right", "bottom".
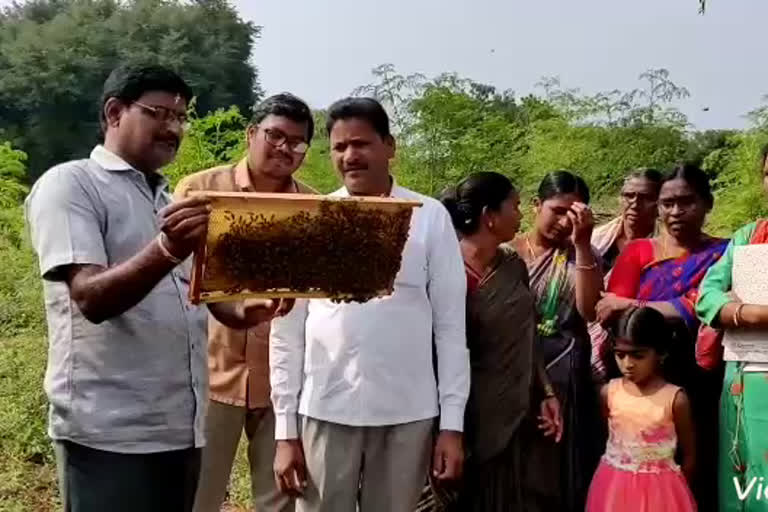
{"left": 204, "top": 201, "right": 413, "bottom": 303}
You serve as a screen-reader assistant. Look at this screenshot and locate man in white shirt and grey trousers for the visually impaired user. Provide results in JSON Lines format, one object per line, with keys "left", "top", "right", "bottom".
{"left": 270, "top": 97, "right": 470, "bottom": 512}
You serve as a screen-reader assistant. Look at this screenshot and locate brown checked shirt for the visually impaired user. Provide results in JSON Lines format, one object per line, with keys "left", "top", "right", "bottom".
{"left": 174, "top": 158, "right": 316, "bottom": 409}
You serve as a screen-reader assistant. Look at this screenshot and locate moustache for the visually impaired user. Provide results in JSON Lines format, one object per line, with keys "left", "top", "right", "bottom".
{"left": 155, "top": 137, "right": 179, "bottom": 150}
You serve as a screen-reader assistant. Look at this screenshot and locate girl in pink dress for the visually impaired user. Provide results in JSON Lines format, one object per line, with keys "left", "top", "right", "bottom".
{"left": 587, "top": 307, "right": 697, "bottom": 512}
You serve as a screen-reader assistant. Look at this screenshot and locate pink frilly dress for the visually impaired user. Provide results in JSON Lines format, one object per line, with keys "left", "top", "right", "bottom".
{"left": 586, "top": 378, "right": 697, "bottom": 512}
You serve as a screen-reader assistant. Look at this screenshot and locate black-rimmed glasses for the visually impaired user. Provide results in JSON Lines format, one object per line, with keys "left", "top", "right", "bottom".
{"left": 263, "top": 128, "right": 309, "bottom": 155}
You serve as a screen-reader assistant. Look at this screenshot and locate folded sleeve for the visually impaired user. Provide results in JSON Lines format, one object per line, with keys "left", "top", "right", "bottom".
{"left": 24, "top": 165, "right": 108, "bottom": 280}
{"left": 426, "top": 202, "right": 470, "bottom": 432}
{"left": 269, "top": 298, "right": 309, "bottom": 440}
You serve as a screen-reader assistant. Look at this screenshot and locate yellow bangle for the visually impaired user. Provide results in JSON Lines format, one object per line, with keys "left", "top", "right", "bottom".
{"left": 733, "top": 303, "right": 745, "bottom": 328}
{"left": 157, "top": 234, "right": 183, "bottom": 265}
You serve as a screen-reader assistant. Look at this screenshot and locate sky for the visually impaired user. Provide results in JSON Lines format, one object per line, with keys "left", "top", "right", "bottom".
{"left": 238, "top": 0, "right": 766, "bottom": 131}
{"left": 1, "top": 0, "right": 764, "bottom": 130}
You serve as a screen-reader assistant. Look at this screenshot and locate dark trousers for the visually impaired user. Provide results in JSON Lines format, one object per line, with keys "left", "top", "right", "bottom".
{"left": 54, "top": 440, "right": 201, "bottom": 512}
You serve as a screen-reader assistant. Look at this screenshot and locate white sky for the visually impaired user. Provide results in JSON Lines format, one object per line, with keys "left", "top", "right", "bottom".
{"left": 2, "top": 0, "right": 765, "bottom": 130}
{"left": 240, "top": 0, "right": 766, "bottom": 130}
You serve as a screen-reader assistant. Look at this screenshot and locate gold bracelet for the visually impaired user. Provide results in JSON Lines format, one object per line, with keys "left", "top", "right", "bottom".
{"left": 157, "top": 234, "right": 183, "bottom": 265}
{"left": 575, "top": 261, "right": 598, "bottom": 271}
{"left": 733, "top": 303, "right": 745, "bottom": 328}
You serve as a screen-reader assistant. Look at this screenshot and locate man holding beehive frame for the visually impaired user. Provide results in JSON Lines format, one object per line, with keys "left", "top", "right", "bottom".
{"left": 175, "top": 93, "right": 316, "bottom": 512}
{"left": 25, "top": 64, "right": 288, "bottom": 512}
{"left": 270, "top": 97, "right": 470, "bottom": 512}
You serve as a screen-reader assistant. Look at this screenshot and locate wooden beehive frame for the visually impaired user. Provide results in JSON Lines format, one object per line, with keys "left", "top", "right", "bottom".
{"left": 187, "top": 190, "right": 422, "bottom": 304}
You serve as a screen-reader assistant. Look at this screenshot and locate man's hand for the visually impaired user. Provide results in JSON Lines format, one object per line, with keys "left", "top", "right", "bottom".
{"left": 274, "top": 439, "right": 307, "bottom": 496}
{"left": 538, "top": 396, "right": 563, "bottom": 443}
{"left": 240, "top": 298, "right": 295, "bottom": 324}
{"left": 208, "top": 298, "right": 295, "bottom": 330}
{"left": 157, "top": 195, "right": 211, "bottom": 259}
{"left": 432, "top": 430, "right": 464, "bottom": 483}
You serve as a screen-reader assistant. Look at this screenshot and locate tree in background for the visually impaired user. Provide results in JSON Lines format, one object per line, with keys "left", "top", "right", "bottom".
{"left": 350, "top": 65, "right": 691, "bottom": 204}
{"left": 351, "top": 63, "right": 426, "bottom": 134}
{"left": 401, "top": 74, "right": 528, "bottom": 195}
{"left": 0, "top": 0, "right": 262, "bottom": 179}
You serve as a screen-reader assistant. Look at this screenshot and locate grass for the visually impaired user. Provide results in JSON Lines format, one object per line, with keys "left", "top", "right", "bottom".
{"left": 0, "top": 334, "right": 256, "bottom": 511}
{"left": 0, "top": 335, "right": 58, "bottom": 512}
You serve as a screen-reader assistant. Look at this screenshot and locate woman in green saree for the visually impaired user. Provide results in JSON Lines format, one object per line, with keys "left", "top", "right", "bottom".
{"left": 696, "top": 145, "right": 768, "bottom": 512}
{"left": 437, "top": 172, "right": 563, "bottom": 511}
{"left": 510, "top": 170, "right": 604, "bottom": 512}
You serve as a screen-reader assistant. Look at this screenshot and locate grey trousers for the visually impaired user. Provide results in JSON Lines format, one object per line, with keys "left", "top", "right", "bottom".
{"left": 193, "top": 401, "right": 292, "bottom": 512}
{"left": 297, "top": 416, "right": 434, "bottom": 512}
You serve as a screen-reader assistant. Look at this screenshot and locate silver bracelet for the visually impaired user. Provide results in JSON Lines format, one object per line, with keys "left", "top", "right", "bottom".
{"left": 157, "top": 234, "right": 183, "bottom": 265}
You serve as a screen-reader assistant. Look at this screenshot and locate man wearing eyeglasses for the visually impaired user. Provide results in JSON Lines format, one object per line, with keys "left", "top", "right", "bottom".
{"left": 25, "top": 65, "right": 287, "bottom": 512}
{"left": 175, "top": 93, "right": 316, "bottom": 512}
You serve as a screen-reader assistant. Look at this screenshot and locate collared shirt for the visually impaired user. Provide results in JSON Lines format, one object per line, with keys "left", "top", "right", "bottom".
{"left": 270, "top": 180, "right": 470, "bottom": 439}
{"left": 24, "top": 145, "right": 208, "bottom": 453}
{"left": 174, "top": 158, "right": 315, "bottom": 409}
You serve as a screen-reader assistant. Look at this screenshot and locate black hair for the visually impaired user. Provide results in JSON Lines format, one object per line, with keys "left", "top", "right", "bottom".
{"left": 100, "top": 64, "right": 193, "bottom": 133}
{"left": 251, "top": 93, "right": 315, "bottom": 144}
{"left": 326, "top": 97, "right": 391, "bottom": 139}
{"left": 440, "top": 172, "right": 517, "bottom": 235}
{"left": 611, "top": 307, "right": 671, "bottom": 355}
{"left": 537, "top": 170, "right": 591, "bottom": 204}
{"left": 760, "top": 143, "right": 768, "bottom": 170}
{"left": 661, "top": 163, "right": 714, "bottom": 209}
{"left": 626, "top": 167, "right": 663, "bottom": 190}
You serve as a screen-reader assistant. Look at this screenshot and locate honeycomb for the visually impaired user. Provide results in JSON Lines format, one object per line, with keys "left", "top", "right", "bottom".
{"left": 190, "top": 194, "right": 419, "bottom": 304}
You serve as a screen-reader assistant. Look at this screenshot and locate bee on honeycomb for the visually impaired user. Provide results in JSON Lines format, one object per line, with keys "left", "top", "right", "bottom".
{"left": 203, "top": 201, "right": 413, "bottom": 303}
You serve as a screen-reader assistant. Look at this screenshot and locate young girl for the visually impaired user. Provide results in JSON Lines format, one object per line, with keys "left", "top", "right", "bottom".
{"left": 586, "top": 307, "right": 697, "bottom": 512}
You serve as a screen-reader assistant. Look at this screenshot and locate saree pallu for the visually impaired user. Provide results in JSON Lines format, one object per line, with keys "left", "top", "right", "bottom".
{"left": 588, "top": 218, "right": 623, "bottom": 383}
{"left": 607, "top": 236, "right": 729, "bottom": 512}
{"left": 416, "top": 246, "right": 535, "bottom": 511}
{"left": 521, "top": 245, "right": 604, "bottom": 512}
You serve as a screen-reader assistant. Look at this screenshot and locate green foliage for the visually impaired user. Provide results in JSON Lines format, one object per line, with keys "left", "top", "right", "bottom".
{"left": 164, "top": 104, "right": 248, "bottom": 189}
{"left": 0, "top": 141, "right": 28, "bottom": 207}
{"left": 295, "top": 111, "right": 340, "bottom": 194}
{"left": 0, "top": 0, "right": 262, "bottom": 179}
{"left": 536, "top": 69, "right": 690, "bottom": 128}
{"left": 0, "top": 141, "right": 43, "bottom": 338}
{"left": 704, "top": 131, "right": 768, "bottom": 236}
{"left": 0, "top": 207, "right": 44, "bottom": 338}
{"left": 400, "top": 75, "right": 528, "bottom": 196}
{"left": 0, "top": 334, "right": 59, "bottom": 512}
{"left": 521, "top": 119, "right": 687, "bottom": 197}
{"left": 683, "top": 130, "right": 737, "bottom": 167}
{"left": 0, "top": 335, "right": 50, "bottom": 462}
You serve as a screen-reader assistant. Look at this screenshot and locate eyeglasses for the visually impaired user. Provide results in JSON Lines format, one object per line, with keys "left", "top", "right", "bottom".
{"left": 134, "top": 102, "right": 189, "bottom": 129}
{"left": 263, "top": 128, "right": 309, "bottom": 155}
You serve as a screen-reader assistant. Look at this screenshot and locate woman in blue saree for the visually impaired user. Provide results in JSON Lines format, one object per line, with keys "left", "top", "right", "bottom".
{"left": 596, "top": 164, "right": 728, "bottom": 511}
